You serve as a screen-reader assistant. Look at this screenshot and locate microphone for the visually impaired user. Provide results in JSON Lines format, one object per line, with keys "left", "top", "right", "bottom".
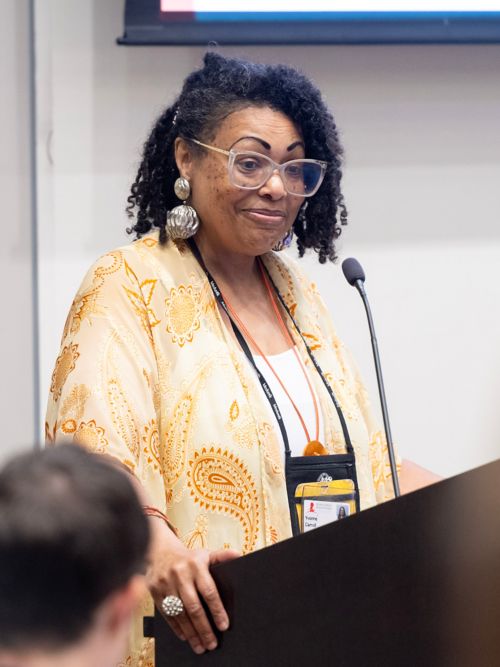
{"left": 341, "top": 258, "right": 400, "bottom": 498}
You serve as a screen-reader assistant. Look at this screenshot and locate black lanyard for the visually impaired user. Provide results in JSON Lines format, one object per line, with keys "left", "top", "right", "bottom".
{"left": 187, "top": 238, "right": 353, "bottom": 458}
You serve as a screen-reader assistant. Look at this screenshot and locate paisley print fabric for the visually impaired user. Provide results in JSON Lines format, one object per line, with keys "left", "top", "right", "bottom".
{"left": 46, "top": 232, "right": 397, "bottom": 665}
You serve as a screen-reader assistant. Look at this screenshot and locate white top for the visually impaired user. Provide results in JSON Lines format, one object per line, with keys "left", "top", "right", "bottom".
{"left": 253, "top": 347, "right": 325, "bottom": 460}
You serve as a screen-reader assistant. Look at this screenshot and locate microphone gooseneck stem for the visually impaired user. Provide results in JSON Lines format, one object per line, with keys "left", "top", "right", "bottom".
{"left": 354, "top": 279, "right": 401, "bottom": 498}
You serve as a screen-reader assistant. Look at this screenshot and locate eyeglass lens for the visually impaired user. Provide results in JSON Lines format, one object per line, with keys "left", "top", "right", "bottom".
{"left": 230, "top": 153, "right": 323, "bottom": 196}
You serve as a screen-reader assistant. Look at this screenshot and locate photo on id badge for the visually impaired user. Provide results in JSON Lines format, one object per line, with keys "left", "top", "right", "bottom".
{"left": 302, "top": 499, "right": 350, "bottom": 533}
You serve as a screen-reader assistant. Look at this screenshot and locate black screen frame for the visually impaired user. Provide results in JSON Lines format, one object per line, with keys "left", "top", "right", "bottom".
{"left": 117, "top": 0, "right": 500, "bottom": 45}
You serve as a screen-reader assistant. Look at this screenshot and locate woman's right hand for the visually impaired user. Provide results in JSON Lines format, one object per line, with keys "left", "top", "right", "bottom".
{"left": 147, "top": 517, "right": 241, "bottom": 655}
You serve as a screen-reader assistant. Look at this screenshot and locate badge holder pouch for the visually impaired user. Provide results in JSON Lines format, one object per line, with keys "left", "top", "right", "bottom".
{"left": 295, "top": 480, "right": 356, "bottom": 533}
{"left": 285, "top": 452, "right": 360, "bottom": 536}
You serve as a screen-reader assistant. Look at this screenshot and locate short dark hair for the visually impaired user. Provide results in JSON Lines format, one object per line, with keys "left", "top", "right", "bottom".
{"left": 126, "top": 52, "right": 347, "bottom": 263}
{"left": 0, "top": 445, "right": 149, "bottom": 651}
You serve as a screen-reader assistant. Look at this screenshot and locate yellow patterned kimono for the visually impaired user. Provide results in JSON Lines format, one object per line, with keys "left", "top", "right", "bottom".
{"left": 46, "top": 232, "right": 395, "bottom": 666}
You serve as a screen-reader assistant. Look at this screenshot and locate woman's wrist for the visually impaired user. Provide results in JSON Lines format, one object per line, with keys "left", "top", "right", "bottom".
{"left": 143, "top": 505, "right": 179, "bottom": 537}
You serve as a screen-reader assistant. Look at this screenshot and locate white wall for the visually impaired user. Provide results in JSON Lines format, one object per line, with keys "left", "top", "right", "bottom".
{"left": 0, "top": 0, "right": 37, "bottom": 463}
{"left": 36, "top": 0, "right": 500, "bottom": 477}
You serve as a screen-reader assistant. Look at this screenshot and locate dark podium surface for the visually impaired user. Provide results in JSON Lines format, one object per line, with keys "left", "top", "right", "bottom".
{"left": 148, "top": 459, "right": 500, "bottom": 666}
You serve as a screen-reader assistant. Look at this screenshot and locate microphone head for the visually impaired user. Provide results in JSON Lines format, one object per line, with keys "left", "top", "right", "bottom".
{"left": 342, "top": 257, "right": 365, "bottom": 286}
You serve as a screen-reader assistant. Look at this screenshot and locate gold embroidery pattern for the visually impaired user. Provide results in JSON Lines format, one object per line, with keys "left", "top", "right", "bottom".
{"left": 328, "top": 373, "right": 359, "bottom": 423}
{"left": 50, "top": 344, "right": 80, "bottom": 401}
{"left": 60, "top": 384, "right": 91, "bottom": 422}
{"left": 73, "top": 420, "right": 109, "bottom": 453}
{"left": 117, "top": 639, "right": 154, "bottom": 667}
{"left": 138, "top": 237, "right": 158, "bottom": 249}
{"left": 308, "top": 280, "right": 320, "bottom": 297}
{"left": 258, "top": 422, "right": 283, "bottom": 477}
{"left": 187, "top": 446, "right": 259, "bottom": 554}
{"left": 265, "top": 255, "right": 296, "bottom": 309}
{"left": 94, "top": 251, "right": 123, "bottom": 280}
{"left": 182, "top": 514, "right": 208, "bottom": 549}
{"left": 162, "top": 396, "right": 193, "bottom": 502}
{"left": 225, "top": 400, "right": 257, "bottom": 450}
{"left": 301, "top": 331, "right": 322, "bottom": 351}
{"left": 369, "top": 430, "right": 392, "bottom": 498}
{"left": 142, "top": 366, "right": 164, "bottom": 417}
{"left": 142, "top": 419, "right": 161, "bottom": 471}
{"left": 107, "top": 378, "right": 140, "bottom": 461}
{"left": 265, "top": 255, "right": 305, "bottom": 323}
{"left": 61, "top": 419, "right": 77, "bottom": 434}
{"left": 45, "top": 421, "right": 57, "bottom": 445}
{"left": 229, "top": 400, "right": 239, "bottom": 421}
{"left": 63, "top": 290, "right": 102, "bottom": 339}
{"left": 230, "top": 353, "right": 251, "bottom": 398}
{"left": 122, "top": 459, "right": 137, "bottom": 474}
{"left": 330, "top": 429, "right": 347, "bottom": 455}
{"left": 266, "top": 525, "right": 279, "bottom": 545}
{"left": 165, "top": 284, "right": 201, "bottom": 347}
{"left": 63, "top": 251, "right": 123, "bottom": 338}
{"left": 123, "top": 260, "right": 161, "bottom": 343}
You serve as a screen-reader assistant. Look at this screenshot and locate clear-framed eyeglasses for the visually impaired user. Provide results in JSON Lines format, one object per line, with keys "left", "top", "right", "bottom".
{"left": 189, "top": 138, "right": 328, "bottom": 197}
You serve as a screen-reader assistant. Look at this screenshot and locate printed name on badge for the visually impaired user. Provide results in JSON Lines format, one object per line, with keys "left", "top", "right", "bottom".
{"left": 302, "top": 500, "right": 350, "bottom": 532}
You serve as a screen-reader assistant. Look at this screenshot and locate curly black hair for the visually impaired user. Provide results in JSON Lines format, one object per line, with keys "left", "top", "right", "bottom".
{"left": 126, "top": 52, "right": 347, "bottom": 263}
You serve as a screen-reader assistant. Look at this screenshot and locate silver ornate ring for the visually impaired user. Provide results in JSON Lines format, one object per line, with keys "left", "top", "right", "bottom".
{"left": 161, "top": 594, "right": 184, "bottom": 617}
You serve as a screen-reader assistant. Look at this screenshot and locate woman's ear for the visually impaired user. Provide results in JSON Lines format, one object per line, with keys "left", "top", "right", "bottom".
{"left": 174, "top": 137, "right": 194, "bottom": 180}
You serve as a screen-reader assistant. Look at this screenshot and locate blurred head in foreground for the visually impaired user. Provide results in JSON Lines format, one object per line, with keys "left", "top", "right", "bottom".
{"left": 0, "top": 445, "right": 149, "bottom": 667}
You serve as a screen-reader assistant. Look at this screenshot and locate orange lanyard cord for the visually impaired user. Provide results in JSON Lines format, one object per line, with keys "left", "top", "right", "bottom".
{"left": 218, "top": 263, "right": 320, "bottom": 445}
{"left": 258, "top": 261, "right": 320, "bottom": 443}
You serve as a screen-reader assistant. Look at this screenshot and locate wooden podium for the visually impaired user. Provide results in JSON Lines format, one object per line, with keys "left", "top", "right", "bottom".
{"left": 145, "top": 459, "right": 500, "bottom": 666}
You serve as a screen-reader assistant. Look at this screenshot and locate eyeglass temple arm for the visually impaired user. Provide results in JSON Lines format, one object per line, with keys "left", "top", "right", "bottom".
{"left": 189, "top": 138, "right": 231, "bottom": 157}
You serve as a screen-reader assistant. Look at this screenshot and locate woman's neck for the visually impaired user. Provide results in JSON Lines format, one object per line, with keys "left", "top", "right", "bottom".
{"left": 192, "top": 228, "right": 293, "bottom": 356}
{"left": 194, "top": 230, "right": 260, "bottom": 289}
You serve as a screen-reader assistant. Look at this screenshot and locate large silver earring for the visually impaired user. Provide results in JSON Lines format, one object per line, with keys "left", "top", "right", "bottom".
{"left": 166, "top": 177, "right": 200, "bottom": 240}
{"left": 272, "top": 227, "right": 294, "bottom": 252}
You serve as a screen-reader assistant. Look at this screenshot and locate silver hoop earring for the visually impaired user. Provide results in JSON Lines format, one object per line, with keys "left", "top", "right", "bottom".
{"left": 272, "top": 227, "right": 294, "bottom": 252}
{"left": 166, "top": 177, "right": 200, "bottom": 240}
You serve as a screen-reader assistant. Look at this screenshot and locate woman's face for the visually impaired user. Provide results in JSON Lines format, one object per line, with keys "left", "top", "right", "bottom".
{"left": 176, "top": 106, "right": 306, "bottom": 257}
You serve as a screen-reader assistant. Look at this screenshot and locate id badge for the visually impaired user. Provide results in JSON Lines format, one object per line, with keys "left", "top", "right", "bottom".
{"left": 295, "top": 480, "right": 356, "bottom": 534}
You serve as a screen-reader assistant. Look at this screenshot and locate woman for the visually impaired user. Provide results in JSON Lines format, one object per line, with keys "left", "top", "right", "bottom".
{"left": 46, "top": 53, "right": 438, "bottom": 664}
